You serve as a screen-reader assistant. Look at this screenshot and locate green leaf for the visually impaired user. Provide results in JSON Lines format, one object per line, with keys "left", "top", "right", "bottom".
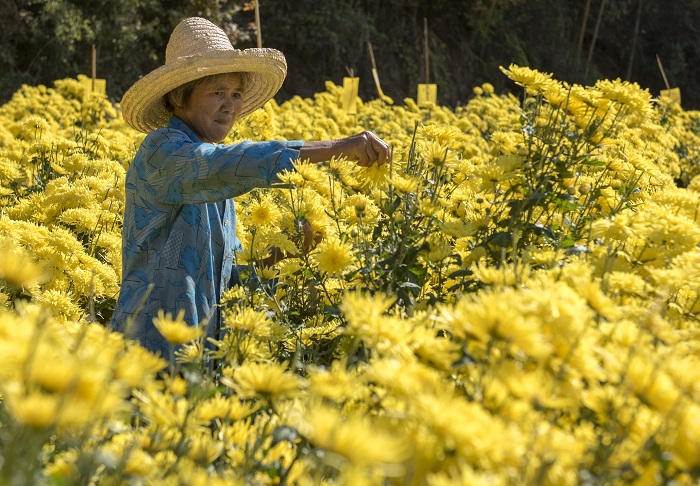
{"left": 553, "top": 194, "right": 579, "bottom": 212}
{"left": 447, "top": 268, "right": 473, "bottom": 279}
{"left": 323, "top": 305, "right": 341, "bottom": 317}
{"left": 490, "top": 231, "right": 513, "bottom": 248}
{"left": 560, "top": 237, "right": 575, "bottom": 248}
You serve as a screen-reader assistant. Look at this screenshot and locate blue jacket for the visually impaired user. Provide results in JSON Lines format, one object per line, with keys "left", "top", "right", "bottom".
{"left": 111, "top": 116, "right": 302, "bottom": 357}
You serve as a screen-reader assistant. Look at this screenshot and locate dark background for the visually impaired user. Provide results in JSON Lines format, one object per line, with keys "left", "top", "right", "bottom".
{"left": 2, "top": 0, "right": 699, "bottom": 109}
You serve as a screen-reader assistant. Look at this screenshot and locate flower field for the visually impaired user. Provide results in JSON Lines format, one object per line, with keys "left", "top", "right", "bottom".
{"left": 1, "top": 66, "right": 700, "bottom": 485}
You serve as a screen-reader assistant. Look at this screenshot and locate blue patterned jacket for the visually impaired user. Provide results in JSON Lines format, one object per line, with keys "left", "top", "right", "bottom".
{"left": 110, "top": 116, "right": 302, "bottom": 357}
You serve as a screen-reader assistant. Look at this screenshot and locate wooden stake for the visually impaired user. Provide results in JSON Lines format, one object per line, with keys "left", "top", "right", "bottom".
{"left": 92, "top": 44, "right": 96, "bottom": 91}
{"left": 657, "top": 55, "right": 681, "bottom": 105}
{"left": 254, "top": 0, "right": 262, "bottom": 48}
{"left": 656, "top": 54, "right": 671, "bottom": 90}
{"left": 82, "top": 44, "right": 106, "bottom": 97}
{"left": 418, "top": 18, "right": 437, "bottom": 106}
{"left": 368, "top": 42, "right": 377, "bottom": 72}
{"left": 367, "top": 42, "right": 385, "bottom": 98}
{"left": 424, "top": 17, "right": 429, "bottom": 84}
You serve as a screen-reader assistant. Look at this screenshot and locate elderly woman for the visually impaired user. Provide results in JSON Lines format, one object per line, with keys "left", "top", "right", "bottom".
{"left": 112, "top": 17, "right": 389, "bottom": 357}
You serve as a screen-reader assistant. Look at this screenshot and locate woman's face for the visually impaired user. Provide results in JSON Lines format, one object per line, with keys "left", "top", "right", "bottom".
{"left": 174, "top": 73, "right": 244, "bottom": 143}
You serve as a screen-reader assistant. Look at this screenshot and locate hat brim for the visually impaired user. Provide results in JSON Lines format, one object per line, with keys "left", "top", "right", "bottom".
{"left": 121, "top": 48, "right": 287, "bottom": 134}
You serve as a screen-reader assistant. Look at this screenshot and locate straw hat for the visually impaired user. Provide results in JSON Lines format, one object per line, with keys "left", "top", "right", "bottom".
{"left": 121, "top": 17, "right": 287, "bottom": 134}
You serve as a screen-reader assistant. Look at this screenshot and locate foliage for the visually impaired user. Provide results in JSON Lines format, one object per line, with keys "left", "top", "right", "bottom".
{"left": 1, "top": 66, "right": 700, "bottom": 485}
{"left": 1, "top": 0, "right": 256, "bottom": 106}
{"left": 5, "top": 0, "right": 700, "bottom": 109}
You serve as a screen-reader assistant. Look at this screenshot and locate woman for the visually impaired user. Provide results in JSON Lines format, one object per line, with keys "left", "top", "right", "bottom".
{"left": 111, "top": 17, "right": 390, "bottom": 357}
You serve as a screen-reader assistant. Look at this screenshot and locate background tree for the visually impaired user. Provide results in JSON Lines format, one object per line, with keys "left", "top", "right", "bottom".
{"left": 0, "top": 0, "right": 255, "bottom": 105}
{"left": 2, "top": 0, "right": 700, "bottom": 109}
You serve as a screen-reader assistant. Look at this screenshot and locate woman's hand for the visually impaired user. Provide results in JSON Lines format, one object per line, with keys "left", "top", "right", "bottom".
{"left": 299, "top": 131, "right": 391, "bottom": 167}
{"left": 261, "top": 221, "right": 322, "bottom": 266}
{"left": 339, "top": 131, "right": 391, "bottom": 167}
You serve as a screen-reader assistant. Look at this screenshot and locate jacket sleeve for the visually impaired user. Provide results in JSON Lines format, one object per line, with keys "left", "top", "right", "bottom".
{"left": 139, "top": 128, "right": 303, "bottom": 204}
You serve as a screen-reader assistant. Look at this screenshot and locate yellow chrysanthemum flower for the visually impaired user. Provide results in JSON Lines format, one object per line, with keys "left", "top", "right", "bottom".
{"left": 123, "top": 448, "right": 157, "bottom": 477}
{"left": 113, "top": 344, "right": 169, "bottom": 386}
{"left": 419, "top": 123, "right": 462, "bottom": 147}
{"left": 223, "top": 307, "right": 273, "bottom": 336}
{"left": 44, "top": 449, "right": 79, "bottom": 482}
{"left": 297, "top": 404, "right": 411, "bottom": 467}
{"left": 441, "top": 289, "right": 552, "bottom": 359}
{"left": 33, "top": 289, "right": 82, "bottom": 319}
{"left": 312, "top": 238, "right": 353, "bottom": 276}
{"left": 500, "top": 64, "right": 559, "bottom": 93}
{"left": 419, "top": 140, "right": 459, "bottom": 168}
{"left": 28, "top": 357, "right": 78, "bottom": 393}
{"left": 667, "top": 402, "right": 700, "bottom": 469}
{"left": 423, "top": 234, "right": 453, "bottom": 262}
{"left": 0, "top": 245, "right": 47, "bottom": 289}
{"left": 354, "top": 161, "right": 391, "bottom": 189}
{"left": 5, "top": 389, "right": 59, "bottom": 428}
{"left": 186, "top": 429, "right": 224, "bottom": 465}
{"left": 174, "top": 340, "right": 203, "bottom": 364}
{"left": 391, "top": 173, "right": 421, "bottom": 194}
{"left": 223, "top": 361, "right": 303, "bottom": 401}
{"left": 152, "top": 309, "right": 202, "bottom": 345}
{"left": 308, "top": 359, "right": 363, "bottom": 402}
{"left": 366, "top": 356, "right": 444, "bottom": 397}
{"left": 293, "top": 159, "right": 326, "bottom": 185}
{"left": 245, "top": 196, "right": 282, "bottom": 227}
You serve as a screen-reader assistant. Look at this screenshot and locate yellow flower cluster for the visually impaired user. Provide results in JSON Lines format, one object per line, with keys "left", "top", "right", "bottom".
{"left": 1, "top": 66, "right": 700, "bottom": 484}
{"left": 0, "top": 75, "right": 129, "bottom": 323}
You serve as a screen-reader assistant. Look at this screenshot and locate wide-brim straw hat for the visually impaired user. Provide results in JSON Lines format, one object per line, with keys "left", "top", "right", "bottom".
{"left": 121, "top": 17, "right": 287, "bottom": 134}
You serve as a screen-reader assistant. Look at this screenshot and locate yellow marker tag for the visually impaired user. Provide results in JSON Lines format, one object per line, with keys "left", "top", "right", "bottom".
{"left": 342, "top": 77, "right": 359, "bottom": 114}
{"left": 417, "top": 84, "right": 437, "bottom": 106}
{"left": 81, "top": 77, "right": 107, "bottom": 98}
{"left": 92, "top": 78, "right": 107, "bottom": 96}
{"left": 660, "top": 87, "right": 681, "bottom": 105}
{"left": 80, "top": 77, "right": 92, "bottom": 98}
